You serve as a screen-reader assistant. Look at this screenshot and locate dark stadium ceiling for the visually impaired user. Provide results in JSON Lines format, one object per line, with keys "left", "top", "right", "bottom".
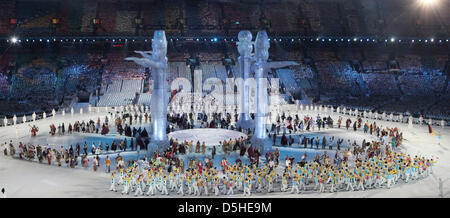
{"left": 3, "top": 0, "right": 385, "bottom": 3}
{"left": 9, "top": 0, "right": 450, "bottom": 8}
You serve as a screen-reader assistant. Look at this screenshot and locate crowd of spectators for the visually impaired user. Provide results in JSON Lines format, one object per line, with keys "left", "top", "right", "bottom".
{"left": 0, "top": 73, "right": 9, "bottom": 95}
{"left": 307, "top": 50, "right": 448, "bottom": 118}
{"left": 102, "top": 52, "right": 145, "bottom": 82}
{"left": 0, "top": 46, "right": 448, "bottom": 120}
{"left": 1, "top": 0, "right": 448, "bottom": 38}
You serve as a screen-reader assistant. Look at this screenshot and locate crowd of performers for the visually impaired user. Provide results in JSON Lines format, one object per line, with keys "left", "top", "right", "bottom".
{"left": 1, "top": 139, "right": 96, "bottom": 168}
{"left": 270, "top": 112, "right": 402, "bottom": 136}
{"left": 108, "top": 140, "right": 436, "bottom": 196}
{"left": 1, "top": 133, "right": 156, "bottom": 170}
{"left": 48, "top": 117, "right": 111, "bottom": 136}
{"left": 101, "top": 110, "right": 439, "bottom": 196}
{"left": 270, "top": 113, "right": 403, "bottom": 151}
{"left": 45, "top": 111, "right": 152, "bottom": 137}
{"left": 0, "top": 107, "right": 438, "bottom": 196}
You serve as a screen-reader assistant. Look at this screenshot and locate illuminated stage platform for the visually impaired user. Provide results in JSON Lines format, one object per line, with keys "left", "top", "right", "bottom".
{"left": 167, "top": 128, "right": 248, "bottom": 146}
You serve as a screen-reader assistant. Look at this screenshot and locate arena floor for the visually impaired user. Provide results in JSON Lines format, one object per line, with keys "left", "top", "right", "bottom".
{"left": 0, "top": 108, "right": 449, "bottom": 198}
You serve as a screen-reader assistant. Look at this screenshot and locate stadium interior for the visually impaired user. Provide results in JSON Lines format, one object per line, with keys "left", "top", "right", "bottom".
{"left": 0, "top": 0, "right": 449, "bottom": 122}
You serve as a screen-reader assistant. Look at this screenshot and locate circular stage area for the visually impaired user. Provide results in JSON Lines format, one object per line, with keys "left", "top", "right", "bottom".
{"left": 167, "top": 128, "right": 247, "bottom": 146}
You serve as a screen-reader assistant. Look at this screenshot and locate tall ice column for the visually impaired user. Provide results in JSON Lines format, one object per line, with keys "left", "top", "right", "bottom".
{"left": 125, "top": 30, "right": 169, "bottom": 153}
{"left": 236, "top": 30, "right": 254, "bottom": 130}
{"left": 252, "top": 31, "right": 270, "bottom": 152}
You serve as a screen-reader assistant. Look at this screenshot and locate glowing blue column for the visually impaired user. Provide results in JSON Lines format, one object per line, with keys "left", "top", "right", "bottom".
{"left": 236, "top": 30, "right": 254, "bottom": 130}
{"left": 151, "top": 59, "right": 168, "bottom": 149}
{"left": 252, "top": 31, "right": 270, "bottom": 152}
{"left": 125, "top": 30, "right": 169, "bottom": 152}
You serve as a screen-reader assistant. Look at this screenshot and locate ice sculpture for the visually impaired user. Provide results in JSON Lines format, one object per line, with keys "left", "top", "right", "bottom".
{"left": 251, "top": 31, "right": 270, "bottom": 152}
{"left": 125, "top": 31, "right": 169, "bottom": 152}
{"left": 236, "top": 30, "right": 254, "bottom": 130}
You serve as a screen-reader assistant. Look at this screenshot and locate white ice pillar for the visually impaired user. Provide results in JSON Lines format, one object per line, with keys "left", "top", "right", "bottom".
{"left": 125, "top": 30, "right": 170, "bottom": 152}
{"left": 252, "top": 31, "right": 270, "bottom": 151}
{"left": 236, "top": 30, "right": 254, "bottom": 130}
